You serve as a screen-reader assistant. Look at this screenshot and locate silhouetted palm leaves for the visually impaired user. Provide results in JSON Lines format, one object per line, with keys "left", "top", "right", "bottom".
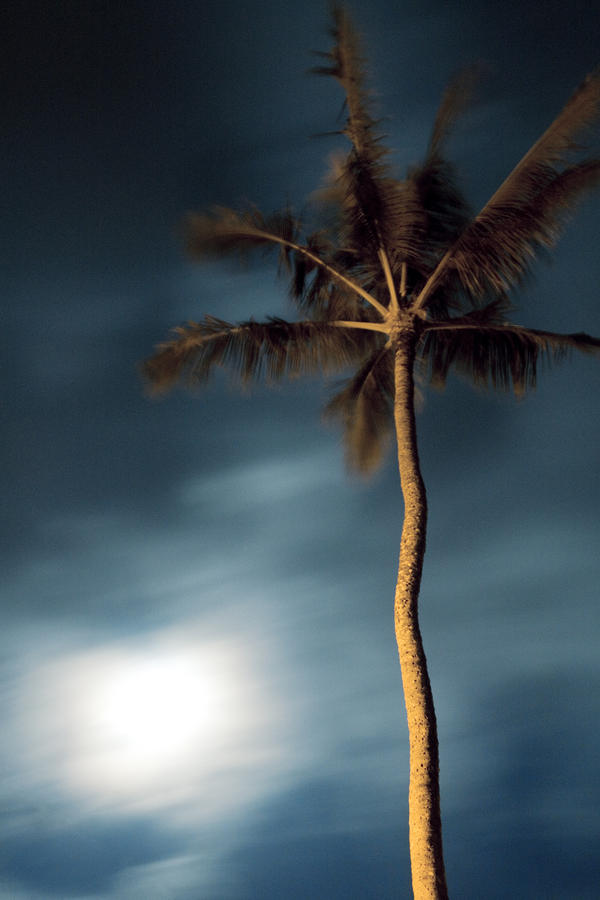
{"left": 145, "top": 315, "right": 375, "bottom": 390}
{"left": 145, "top": 4, "right": 600, "bottom": 473}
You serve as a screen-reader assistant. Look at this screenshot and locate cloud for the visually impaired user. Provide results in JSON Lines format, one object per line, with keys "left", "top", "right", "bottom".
{"left": 0, "top": 816, "right": 181, "bottom": 898}
{"left": 1, "top": 621, "right": 303, "bottom": 816}
{"left": 0, "top": 578, "right": 412, "bottom": 898}
{"left": 178, "top": 447, "right": 344, "bottom": 512}
{"left": 0, "top": 615, "right": 311, "bottom": 896}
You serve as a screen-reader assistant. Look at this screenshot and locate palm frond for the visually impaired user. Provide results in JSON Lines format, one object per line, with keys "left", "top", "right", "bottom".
{"left": 294, "top": 270, "right": 380, "bottom": 323}
{"left": 415, "top": 69, "right": 600, "bottom": 308}
{"left": 378, "top": 158, "right": 471, "bottom": 318}
{"left": 428, "top": 295, "right": 514, "bottom": 328}
{"left": 379, "top": 177, "right": 431, "bottom": 273}
{"left": 386, "top": 70, "right": 477, "bottom": 313}
{"left": 420, "top": 317, "right": 600, "bottom": 394}
{"left": 450, "top": 159, "right": 600, "bottom": 297}
{"left": 327, "top": 66, "right": 477, "bottom": 310}
{"left": 316, "top": 152, "right": 427, "bottom": 283}
{"left": 324, "top": 344, "right": 394, "bottom": 473}
{"left": 143, "top": 316, "right": 377, "bottom": 393}
{"left": 427, "top": 65, "right": 480, "bottom": 160}
{"left": 486, "top": 68, "right": 600, "bottom": 201}
{"left": 313, "top": 6, "right": 427, "bottom": 299}
{"left": 407, "top": 157, "right": 471, "bottom": 300}
{"left": 289, "top": 229, "right": 365, "bottom": 319}
{"left": 185, "top": 206, "right": 301, "bottom": 265}
{"left": 313, "top": 5, "right": 384, "bottom": 162}
{"left": 186, "top": 206, "right": 387, "bottom": 316}
{"left": 318, "top": 151, "right": 386, "bottom": 253}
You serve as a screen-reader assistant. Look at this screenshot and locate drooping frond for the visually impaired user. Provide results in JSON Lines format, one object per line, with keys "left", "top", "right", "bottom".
{"left": 420, "top": 314, "right": 600, "bottom": 394}
{"left": 186, "top": 206, "right": 300, "bottom": 264}
{"left": 415, "top": 70, "right": 600, "bottom": 308}
{"left": 324, "top": 343, "right": 394, "bottom": 473}
{"left": 288, "top": 229, "right": 372, "bottom": 320}
{"left": 186, "top": 207, "right": 387, "bottom": 316}
{"left": 143, "top": 315, "right": 376, "bottom": 393}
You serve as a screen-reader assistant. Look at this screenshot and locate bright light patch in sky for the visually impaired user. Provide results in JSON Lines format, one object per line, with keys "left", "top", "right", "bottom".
{"left": 16, "top": 629, "right": 285, "bottom": 816}
{"left": 89, "top": 652, "right": 231, "bottom": 774}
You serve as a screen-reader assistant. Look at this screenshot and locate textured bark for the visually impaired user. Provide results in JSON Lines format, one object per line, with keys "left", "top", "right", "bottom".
{"left": 394, "top": 332, "right": 448, "bottom": 900}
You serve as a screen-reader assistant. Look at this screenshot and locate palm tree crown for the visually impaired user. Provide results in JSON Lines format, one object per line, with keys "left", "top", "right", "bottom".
{"left": 145, "top": 7, "right": 600, "bottom": 471}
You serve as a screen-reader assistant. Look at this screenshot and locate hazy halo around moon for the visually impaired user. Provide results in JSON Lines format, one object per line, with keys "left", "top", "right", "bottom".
{"left": 19, "top": 627, "right": 288, "bottom": 817}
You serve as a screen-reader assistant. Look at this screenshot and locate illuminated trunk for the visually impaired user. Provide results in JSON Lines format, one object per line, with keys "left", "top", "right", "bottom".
{"left": 394, "top": 332, "right": 448, "bottom": 900}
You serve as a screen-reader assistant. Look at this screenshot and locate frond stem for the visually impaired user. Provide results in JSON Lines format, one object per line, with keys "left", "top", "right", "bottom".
{"left": 332, "top": 319, "right": 390, "bottom": 333}
{"left": 412, "top": 249, "right": 452, "bottom": 312}
{"left": 254, "top": 229, "right": 388, "bottom": 317}
{"left": 424, "top": 322, "right": 596, "bottom": 340}
{"left": 400, "top": 261, "right": 407, "bottom": 298}
{"left": 378, "top": 247, "right": 399, "bottom": 312}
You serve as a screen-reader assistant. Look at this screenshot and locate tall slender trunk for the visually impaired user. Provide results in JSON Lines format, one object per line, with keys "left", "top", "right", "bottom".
{"left": 393, "top": 332, "right": 448, "bottom": 900}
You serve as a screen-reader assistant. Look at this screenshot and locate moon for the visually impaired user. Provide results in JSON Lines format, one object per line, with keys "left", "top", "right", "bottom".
{"left": 93, "top": 653, "right": 230, "bottom": 772}
{"left": 23, "top": 633, "right": 268, "bottom": 805}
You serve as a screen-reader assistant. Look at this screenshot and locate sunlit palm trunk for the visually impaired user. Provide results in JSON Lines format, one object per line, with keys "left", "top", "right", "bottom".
{"left": 394, "top": 332, "right": 448, "bottom": 900}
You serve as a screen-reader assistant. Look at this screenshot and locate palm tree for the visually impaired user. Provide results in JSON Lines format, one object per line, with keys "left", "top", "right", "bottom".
{"left": 144, "top": 7, "right": 600, "bottom": 898}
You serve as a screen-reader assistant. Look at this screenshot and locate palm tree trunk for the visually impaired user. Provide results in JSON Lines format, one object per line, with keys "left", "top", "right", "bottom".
{"left": 393, "top": 332, "right": 448, "bottom": 900}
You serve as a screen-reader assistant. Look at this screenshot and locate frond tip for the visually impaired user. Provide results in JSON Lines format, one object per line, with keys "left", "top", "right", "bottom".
{"left": 185, "top": 206, "right": 301, "bottom": 264}
{"left": 427, "top": 65, "right": 481, "bottom": 159}
{"left": 313, "top": 4, "right": 382, "bottom": 159}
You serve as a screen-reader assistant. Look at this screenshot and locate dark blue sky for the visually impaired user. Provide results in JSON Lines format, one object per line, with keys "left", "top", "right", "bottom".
{"left": 3, "top": 2, "right": 599, "bottom": 897}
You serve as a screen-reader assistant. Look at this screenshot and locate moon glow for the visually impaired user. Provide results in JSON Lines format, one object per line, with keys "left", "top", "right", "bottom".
{"left": 23, "top": 634, "right": 266, "bottom": 805}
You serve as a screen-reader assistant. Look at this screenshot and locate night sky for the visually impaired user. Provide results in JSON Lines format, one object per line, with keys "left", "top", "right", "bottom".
{"left": 3, "top": 1, "right": 600, "bottom": 898}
